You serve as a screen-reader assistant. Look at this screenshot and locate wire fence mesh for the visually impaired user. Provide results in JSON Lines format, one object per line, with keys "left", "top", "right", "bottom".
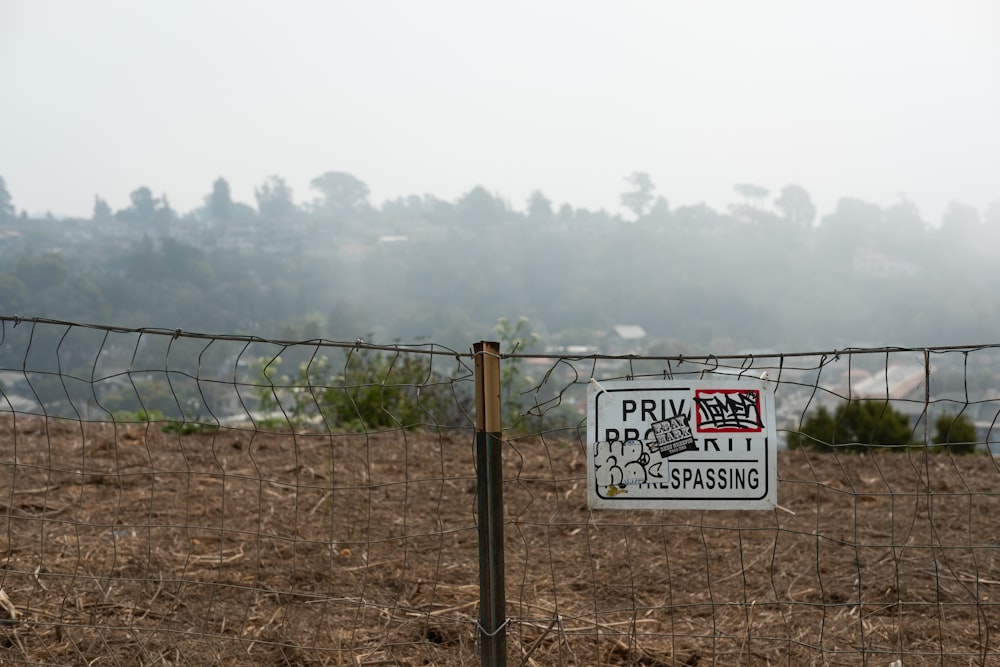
{"left": 3, "top": 316, "right": 1000, "bottom": 665}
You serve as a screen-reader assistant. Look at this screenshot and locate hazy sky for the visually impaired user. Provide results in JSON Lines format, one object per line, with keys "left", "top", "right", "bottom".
{"left": 1, "top": 1, "right": 998, "bottom": 223}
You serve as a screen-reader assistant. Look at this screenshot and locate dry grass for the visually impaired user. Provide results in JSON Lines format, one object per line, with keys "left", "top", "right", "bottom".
{"left": 2, "top": 415, "right": 1000, "bottom": 665}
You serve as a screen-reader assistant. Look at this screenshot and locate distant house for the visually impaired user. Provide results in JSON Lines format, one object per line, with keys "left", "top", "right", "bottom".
{"left": 850, "top": 363, "right": 927, "bottom": 421}
{"left": 0, "top": 371, "right": 40, "bottom": 413}
{"left": 851, "top": 364, "right": 926, "bottom": 401}
{"left": 610, "top": 325, "right": 647, "bottom": 354}
{"left": 852, "top": 248, "right": 918, "bottom": 278}
{"left": 336, "top": 238, "right": 372, "bottom": 263}
{"left": 0, "top": 393, "right": 39, "bottom": 413}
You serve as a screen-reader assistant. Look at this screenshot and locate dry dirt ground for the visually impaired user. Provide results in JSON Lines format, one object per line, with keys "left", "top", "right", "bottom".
{"left": 2, "top": 414, "right": 1000, "bottom": 666}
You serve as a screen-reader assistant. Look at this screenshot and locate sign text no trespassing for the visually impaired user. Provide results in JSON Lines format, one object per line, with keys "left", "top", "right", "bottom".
{"left": 586, "top": 379, "right": 777, "bottom": 510}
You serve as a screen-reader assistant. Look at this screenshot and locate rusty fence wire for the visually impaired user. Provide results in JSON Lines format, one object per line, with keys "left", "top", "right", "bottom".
{"left": 2, "top": 315, "right": 1000, "bottom": 665}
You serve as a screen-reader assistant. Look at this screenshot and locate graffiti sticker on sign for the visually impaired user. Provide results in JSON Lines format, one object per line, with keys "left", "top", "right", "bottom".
{"left": 587, "top": 379, "right": 777, "bottom": 510}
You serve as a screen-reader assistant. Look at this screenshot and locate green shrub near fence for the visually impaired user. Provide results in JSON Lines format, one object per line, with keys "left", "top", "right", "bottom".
{"left": 252, "top": 349, "right": 463, "bottom": 431}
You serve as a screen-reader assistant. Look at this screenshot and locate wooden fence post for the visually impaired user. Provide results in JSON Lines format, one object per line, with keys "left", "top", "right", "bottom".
{"left": 475, "top": 341, "right": 506, "bottom": 666}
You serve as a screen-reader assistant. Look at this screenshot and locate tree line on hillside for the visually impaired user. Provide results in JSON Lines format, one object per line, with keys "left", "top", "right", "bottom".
{"left": 0, "top": 172, "right": 999, "bottom": 353}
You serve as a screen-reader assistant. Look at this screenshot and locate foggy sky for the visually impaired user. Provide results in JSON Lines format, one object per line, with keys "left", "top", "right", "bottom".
{"left": 1, "top": 0, "right": 997, "bottom": 223}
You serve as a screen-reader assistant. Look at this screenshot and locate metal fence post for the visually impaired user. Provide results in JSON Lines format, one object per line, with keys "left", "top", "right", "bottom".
{"left": 474, "top": 341, "right": 506, "bottom": 666}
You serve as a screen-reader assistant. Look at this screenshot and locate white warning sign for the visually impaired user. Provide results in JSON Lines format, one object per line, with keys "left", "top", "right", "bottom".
{"left": 587, "top": 378, "right": 777, "bottom": 510}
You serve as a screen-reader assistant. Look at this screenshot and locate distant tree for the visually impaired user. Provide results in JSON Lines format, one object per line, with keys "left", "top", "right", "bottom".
{"left": 572, "top": 206, "right": 618, "bottom": 231}
{"left": 456, "top": 185, "right": 506, "bottom": 225}
{"left": 883, "top": 196, "right": 923, "bottom": 235}
{"left": 128, "top": 186, "right": 158, "bottom": 221}
{"left": 941, "top": 201, "right": 980, "bottom": 235}
{"left": 882, "top": 196, "right": 925, "bottom": 253}
{"left": 730, "top": 183, "right": 773, "bottom": 224}
{"left": 157, "top": 237, "right": 213, "bottom": 286}
{"left": 49, "top": 274, "right": 112, "bottom": 323}
{"left": 819, "top": 198, "right": 882, "bottom": 252}
{"left": 206, "top": 177, "right": 233, "bottom": 221}
{"left": 823, "top": 198, "right": 881, "bottom": 228}
{"left": 255, "top": 175, "right": 297, "bottom": 222}
{"left": 158, "top": 195, "right": 177, "bottom": 223}
{"left": 986, "top": 200, "right": 1000, "bottom": 227}
{"left": 381, "top": 194, "right": 429, "bottom": 222}
{"left": 527, "top": 190, "right": 553, "bottom": 220}
{"left": 932, "top": 411, "right": 978, "bottom": 454}
{"left": 774, "top": 184, "right": 816, "bottom": 227}
{"left": 310, "top": 171, "right": 370, "bottom": 217}
{"left": 672, "top": 203, "right": 730, "bottom": 233}
{"left": 620, "top": 172, "right": 655, "bottom": 219}
{"left": 15, "top": 252, "right": 70, "bottom": 292}
{"left": 646, "top": 196, "right": 671, "bottom": 223}
{"left": 790, "top": 399, "right": 915, "bottom": 452}
{"left": 734, "top": 183, "right": 769, "bottom": 203}
{"left": 0, "top": 274, "right": 29, "bottom": 312}
{"left": 422, "top": 194, "right": 457, "bottom": 226}
{"left": 117, "top": 186, "right": 175, "bottom": 229}
{"left": 0, "top": 175, "right": 14, "bottom": 221}
{"left": 92, "top": 196, "right": 113, "bottom": 222}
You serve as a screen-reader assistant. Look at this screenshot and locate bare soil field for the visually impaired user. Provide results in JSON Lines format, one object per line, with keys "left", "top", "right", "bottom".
{"left": 2, "top": 414, "right": 1000, "bottom": 666}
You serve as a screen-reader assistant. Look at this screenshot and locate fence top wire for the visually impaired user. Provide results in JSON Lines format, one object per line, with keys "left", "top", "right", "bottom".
{"left": 6, "top": 315, "right": 1000, "bottom": 365}
{"left": 0, "top": 315, "right": 466, "bottom": 359}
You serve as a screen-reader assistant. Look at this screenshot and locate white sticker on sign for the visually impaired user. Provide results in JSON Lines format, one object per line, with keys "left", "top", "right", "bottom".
{"left": 586, "top": 379, "right": 777, "bottom": 510}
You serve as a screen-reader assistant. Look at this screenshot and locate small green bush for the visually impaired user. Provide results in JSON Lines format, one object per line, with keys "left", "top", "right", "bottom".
{"left": 932, "top": 411, "right": 978, "bottom": 454}
{"left": 790, "top": 399, "right": 915, "bottom": 452}
{"left": 251, "top": 350, "right": 463, "bottom": 432}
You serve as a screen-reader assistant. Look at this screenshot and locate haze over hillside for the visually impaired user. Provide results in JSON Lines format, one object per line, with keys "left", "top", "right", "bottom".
{"left": 1, "top": 171, "right": 998, "bottom": 353}
{"left": 1, "top": 2, "right": 997, "bottom": 352}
